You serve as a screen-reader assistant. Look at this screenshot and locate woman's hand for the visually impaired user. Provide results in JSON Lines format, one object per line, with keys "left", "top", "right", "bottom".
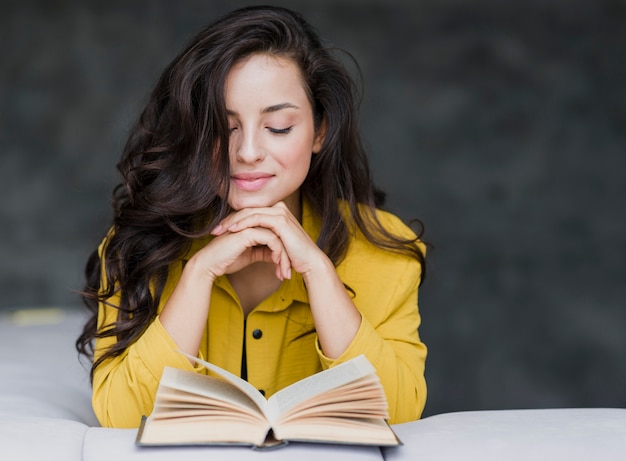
{"left": 210, "top": 201, "right": 327, "bottom": 280}
{"left": 199, "top": 224, "right": 292, "bottom": 282}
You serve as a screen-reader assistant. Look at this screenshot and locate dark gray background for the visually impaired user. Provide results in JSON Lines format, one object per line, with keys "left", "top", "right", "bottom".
{"left": 1, "top": 0, "right": 625, "bottom": 417}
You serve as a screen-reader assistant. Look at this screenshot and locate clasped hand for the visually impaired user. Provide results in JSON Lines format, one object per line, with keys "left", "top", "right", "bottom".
{"left": 201, "top": 201, "right": 324, "bottom": 282}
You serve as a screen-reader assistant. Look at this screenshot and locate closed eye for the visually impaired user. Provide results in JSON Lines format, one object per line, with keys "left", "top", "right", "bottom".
{"left": 268, "top": 126, "right": 293, "bottom": 135}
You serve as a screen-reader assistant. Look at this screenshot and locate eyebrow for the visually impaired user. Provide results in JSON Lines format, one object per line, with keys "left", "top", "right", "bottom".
{"left": 226, "top": 102, "right": 300, "bottom": 116}
{"left": 262, "top": 102, "right": 300, "bottom": 113}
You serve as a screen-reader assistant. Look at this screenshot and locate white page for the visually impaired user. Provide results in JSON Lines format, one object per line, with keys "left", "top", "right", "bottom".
{"left": 178, "top": 351, "right": 268, "bottom": 415}
{"left": 157, "top": 368, "right": 262, "bottom": 418}
{"left": 266, "top": 355, "right": 375, "bottom": 424}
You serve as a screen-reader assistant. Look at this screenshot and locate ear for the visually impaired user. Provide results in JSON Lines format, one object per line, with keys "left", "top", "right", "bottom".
{"left": 312, "top": 117, "right": 327, "bottom": 154}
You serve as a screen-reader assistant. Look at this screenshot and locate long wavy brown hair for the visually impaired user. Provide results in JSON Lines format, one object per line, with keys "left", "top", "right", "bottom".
{"left": 76, "top": 6, "right": 426, "bottom": 380}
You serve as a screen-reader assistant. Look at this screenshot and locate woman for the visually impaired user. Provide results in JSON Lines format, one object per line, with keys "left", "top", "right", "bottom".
{"left": 77, "top": 5, "right": 428, "bottom": 428}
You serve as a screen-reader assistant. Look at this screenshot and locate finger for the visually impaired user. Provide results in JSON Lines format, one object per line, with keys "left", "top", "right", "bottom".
{"left": 212, "top": 202, "right": 295, "bottom": 236}
{"left": 273, "top": 201, "right": 288, "bottom": 211}
{"left": 210, "top": 209, "right": 256, "bottom": 236}
{"left": 217, "top": 227, "right": 284, "bottom": 267}
{"left": 262, "top": 236, "right": 291, "bottom": 281}
{"left": 249, "top": 246, "right": 284, "bottom": 281}
{"left": 264, "top": 247, "right": 286, "bottom": 281}
{"left": 278, "top": 247, "right": 292, "bottom": 280}
{"left": 210, "top": 223, "right": 225, "bottom": 236}
{"left": 244, "top": 228, "right": 289, "bottom": 276}
{"left": 228, "top": 210, "right": 293, "bottom": 237}
{"left": 211, "top": 208, "right": 271, "bottom": 235}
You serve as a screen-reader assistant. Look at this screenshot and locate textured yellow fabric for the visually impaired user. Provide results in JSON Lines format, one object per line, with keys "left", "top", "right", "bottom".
{"left": 92, "top": 202, "right": 427, "bottom": 428}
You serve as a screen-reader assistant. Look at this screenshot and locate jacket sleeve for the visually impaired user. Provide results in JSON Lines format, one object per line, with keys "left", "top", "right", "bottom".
{"left": 91, "top": 240, "right": 199, "bottom": 428}
{"left": 316, "top": 250, "right": 427, "bottom": 424}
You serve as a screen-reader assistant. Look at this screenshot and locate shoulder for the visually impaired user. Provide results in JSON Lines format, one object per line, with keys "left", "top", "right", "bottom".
{"left": 337, "top": 208, "right": 424, "bottom": 309}
{"left": 339, "top": 207, "right": 424, "bottom": 274}
{"left": 374, "top": 208, "right": 427, "bottom": 255}
{"left": 372, "top": 207, "right": 419, "bottom": 241}
{"left": 351, "top": 205, "right": 425, "bottom": 253}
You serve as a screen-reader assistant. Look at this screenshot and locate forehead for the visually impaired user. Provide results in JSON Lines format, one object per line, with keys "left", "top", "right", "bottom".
{"left": 224, "top": 53, "right": 310, "bottom": 109}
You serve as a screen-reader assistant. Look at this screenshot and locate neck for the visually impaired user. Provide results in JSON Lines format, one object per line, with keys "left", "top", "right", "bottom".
{"left": 228, "top": 262, "right": 283, "bottom": 316}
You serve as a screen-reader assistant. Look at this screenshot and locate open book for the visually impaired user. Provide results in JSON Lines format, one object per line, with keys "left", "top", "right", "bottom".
{"left": 136, "top": 354, "right": 401, "bottom": 448}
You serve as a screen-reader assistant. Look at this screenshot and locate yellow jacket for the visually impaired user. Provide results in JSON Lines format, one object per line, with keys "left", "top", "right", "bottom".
{"left": 92, "top": 202, "right": 427, "bottom": 428}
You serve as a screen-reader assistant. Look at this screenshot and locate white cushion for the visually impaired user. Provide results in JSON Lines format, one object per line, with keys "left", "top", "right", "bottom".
{"left": 384, "top": 408, "right": 626, "bottom": 461}
{"left": 0, "top": 308, "right": 98, "bottom": 425}
{"left": 0, "top": 416, "right": 88, "bottom": 461}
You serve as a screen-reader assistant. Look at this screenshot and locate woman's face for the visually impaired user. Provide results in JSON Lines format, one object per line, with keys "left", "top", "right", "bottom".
{"left": 224, "top": 53, "right": 324, "bottom": 218}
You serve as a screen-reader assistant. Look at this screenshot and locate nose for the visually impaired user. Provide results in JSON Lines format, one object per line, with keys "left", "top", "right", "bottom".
{"left": 233, "top": 128, "right": 265, "bottom": 164}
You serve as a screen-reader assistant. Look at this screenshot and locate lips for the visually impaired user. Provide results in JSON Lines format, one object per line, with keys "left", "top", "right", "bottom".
{"left": 231, "top": 172, "right": 274, "bottom": 192}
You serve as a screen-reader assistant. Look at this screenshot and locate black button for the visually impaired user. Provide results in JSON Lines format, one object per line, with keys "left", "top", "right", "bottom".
{"left": 259, "top": 389, "right": 265, "bottom": 396}
{"left": 252, "top": 329, "right": 263, "bottom": 339}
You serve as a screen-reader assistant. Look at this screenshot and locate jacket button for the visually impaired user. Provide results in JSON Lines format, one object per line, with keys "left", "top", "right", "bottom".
{"left": 252, "top": 329, "right": 263, "bottom": 339}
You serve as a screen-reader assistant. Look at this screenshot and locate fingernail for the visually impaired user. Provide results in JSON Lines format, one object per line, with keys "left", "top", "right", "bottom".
{"left": 211, "top": 224, "right": 222, "bottom": 235}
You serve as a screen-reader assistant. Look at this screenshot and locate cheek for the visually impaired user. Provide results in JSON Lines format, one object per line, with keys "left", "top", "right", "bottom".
{"left": 275, "top": 135, "right": 315, "bottom": 167}
{"left": 279, "top": 146, "right": 312, "bottom": 175}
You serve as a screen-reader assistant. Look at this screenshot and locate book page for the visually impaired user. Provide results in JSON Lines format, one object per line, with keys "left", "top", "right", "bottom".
{"left": 266, "top": 355, "right": 375, "bottom": 423}
{"left": 276, "top": 379, "right": 388, "bottom": 424}
{"left": 273, "top": 416, "right": 399, "bottom": 446}
{"left": 157, "top": 368, "right": 264, "bottom": 419}
{"left": 138, "top": 414, "right": 270, "bottom": 446}
{"left": 178, "top": 351, "right": 268, "bottom": 414}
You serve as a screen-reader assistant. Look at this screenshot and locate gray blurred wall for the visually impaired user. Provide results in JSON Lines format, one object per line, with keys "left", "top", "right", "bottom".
{"left": 1, "top": 0, "right": 625, "bottom": 417}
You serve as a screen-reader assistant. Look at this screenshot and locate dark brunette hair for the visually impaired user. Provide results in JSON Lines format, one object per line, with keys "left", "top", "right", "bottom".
{"left": 76, "top": 6, "right": 426, "bottom": 379}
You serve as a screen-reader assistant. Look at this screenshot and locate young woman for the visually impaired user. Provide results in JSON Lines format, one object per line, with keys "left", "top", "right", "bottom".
{"left": 77, "top": 5, "right": 428, "bottom": 428}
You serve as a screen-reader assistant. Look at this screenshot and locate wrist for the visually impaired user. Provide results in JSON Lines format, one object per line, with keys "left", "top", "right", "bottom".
{"left": 300, "top": 250, "right": 336, "bottom": 286}
{"left": 184, "top": 253, "right": 218, "bottom": 286}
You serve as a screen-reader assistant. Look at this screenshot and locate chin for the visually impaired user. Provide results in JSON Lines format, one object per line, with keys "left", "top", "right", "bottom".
{"left": 229, "top": 198, "right": 275, "bottom": 211}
